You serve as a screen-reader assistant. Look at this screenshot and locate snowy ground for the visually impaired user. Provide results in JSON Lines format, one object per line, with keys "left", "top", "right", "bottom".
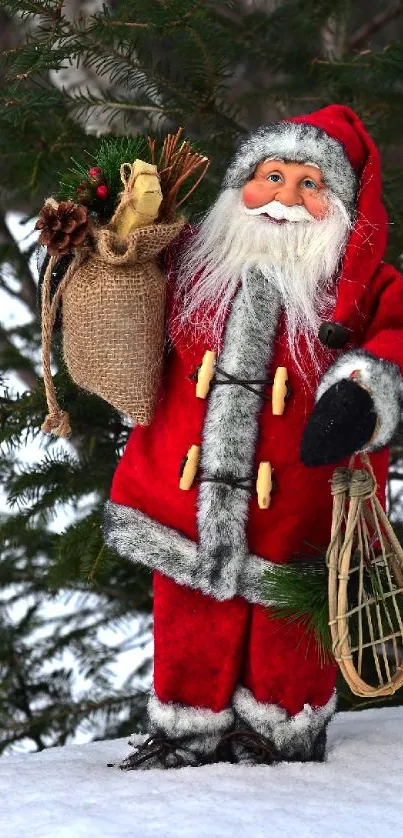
{"left": 1, "top": 706, "right": 402, "bottom": 838}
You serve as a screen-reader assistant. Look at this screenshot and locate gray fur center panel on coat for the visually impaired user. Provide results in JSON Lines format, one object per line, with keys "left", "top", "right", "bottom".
{"left": 102, "top": 499, "right": 279, "bottom": 605}
{"left": 197, "top": 270, "right": 281, "bottom": 599}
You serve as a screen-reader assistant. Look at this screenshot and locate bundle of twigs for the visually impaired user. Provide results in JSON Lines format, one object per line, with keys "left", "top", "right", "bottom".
{"left": 327, "top": 455, "right": 403, "bottom": 697}
{"left": 148, "top": 128, "right": 210, "bottom": 220}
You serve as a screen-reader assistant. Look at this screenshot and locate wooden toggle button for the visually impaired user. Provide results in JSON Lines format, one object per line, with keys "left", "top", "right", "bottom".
{"left": 272, "top": 366, "right": 288, "bottom": 416}
{"left": 196, "top": 350, "right": 216, "bottom": 399}
{"left": 256, "top": 461, "right": 273, "bottom": 510}
{"left": 179, "top": 445, "right": 201, "bottom": 490}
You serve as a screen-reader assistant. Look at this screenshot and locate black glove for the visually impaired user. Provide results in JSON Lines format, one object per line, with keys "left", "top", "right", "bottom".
{"left": 301, "top": 378, "right": 377, "bottom": 467}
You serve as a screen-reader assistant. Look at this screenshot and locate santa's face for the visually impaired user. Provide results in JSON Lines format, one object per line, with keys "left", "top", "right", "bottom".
{"left": 175, "top": 156, "right": 351, "bottom": 372}
{"left": 242, "top": 159, "right": 329, "bottom": 221}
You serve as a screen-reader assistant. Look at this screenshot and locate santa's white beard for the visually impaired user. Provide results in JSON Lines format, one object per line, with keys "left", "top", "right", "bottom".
{"left": 173, "top": 187, "right": 352, "bottom": 374}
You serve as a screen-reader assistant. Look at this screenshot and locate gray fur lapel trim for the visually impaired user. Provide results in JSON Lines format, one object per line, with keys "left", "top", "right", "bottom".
{"left": 197, "top": 271, "right": 281, "bottom": 598}
{"left": 103, "top": 500, "right": 278, "bottom": 605}
{"left": 223, "top": 121, "right": 357, "bottom": 213}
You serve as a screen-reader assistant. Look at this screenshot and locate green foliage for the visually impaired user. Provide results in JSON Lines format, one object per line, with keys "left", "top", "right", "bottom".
{"left": 1, "top": 0, "right": 403, "bottom": 750}
{"left": 59, "top": 135, "right": 149, "bottom": 222}
{"left": 263, "top": 557, "right": 332, "bottom": 662}
{"left": 0, "top": 364, "right": 153, "bottom": 753}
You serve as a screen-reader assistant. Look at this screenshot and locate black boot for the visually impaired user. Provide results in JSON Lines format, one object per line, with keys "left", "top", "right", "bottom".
{"left": 214, "top": 728, "right": 280, "bottom": 765}
{"left": 229, "top": 686, "right": 334, "bottom": 765}
{"left": 119, "top": 734, "right": 208, "bottom": 771}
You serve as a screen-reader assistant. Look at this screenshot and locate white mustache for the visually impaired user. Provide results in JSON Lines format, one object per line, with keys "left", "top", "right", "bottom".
{"left": 243, "top": 199, "right": 315, "bottom": 222}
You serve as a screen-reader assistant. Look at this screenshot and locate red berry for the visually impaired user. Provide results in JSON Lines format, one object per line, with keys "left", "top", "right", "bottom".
{"left": 88, "top": 166, "right": 102, "bottom": 177}
{"left": 96, "top": 184, "right": 108, "bottom": 199}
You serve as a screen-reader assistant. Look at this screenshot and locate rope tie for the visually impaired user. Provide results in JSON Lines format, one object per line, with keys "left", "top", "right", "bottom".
{"left": 198, "top": 474, "right": 253, "bottom": 492}
{"left": 41, "top": 248, "right": 87, "bottom": 437}
{"left": 109, "top": 163, "right": 136, "bottom": 230}
{"left": 330, "top": 467, "right": 351, "bottom": 496}
{"left": 349, "top": 468, "right": 377, "bottom": 500}
{"left": 214, "top": 365, "right": 274, "bottom": 399}
{"left": 190, "top": 363, "right": 287, "bottom": 402}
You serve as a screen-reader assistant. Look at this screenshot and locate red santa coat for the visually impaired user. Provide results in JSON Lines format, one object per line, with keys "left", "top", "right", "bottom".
{"left": 105, "top": 165, "right": 403, "bottom": 605}
{"left": 103, "top": 106, "right": 403, "bottom": 723}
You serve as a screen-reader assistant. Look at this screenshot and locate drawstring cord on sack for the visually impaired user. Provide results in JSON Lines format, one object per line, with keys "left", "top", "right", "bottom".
{"left": 109, "top": 163, "right": 138, "bottom": 228}
{"left": 41, "top": 250, "right": 86, "bottom": 437}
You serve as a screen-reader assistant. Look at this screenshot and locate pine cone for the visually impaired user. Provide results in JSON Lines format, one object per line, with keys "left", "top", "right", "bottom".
{"left": 35, "top": 200, "right": 89, "bottom": 256}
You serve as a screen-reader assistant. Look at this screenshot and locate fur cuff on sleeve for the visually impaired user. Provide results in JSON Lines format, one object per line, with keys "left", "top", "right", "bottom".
{"left": 316, "top": 349, "right": 402, "bottom": 450}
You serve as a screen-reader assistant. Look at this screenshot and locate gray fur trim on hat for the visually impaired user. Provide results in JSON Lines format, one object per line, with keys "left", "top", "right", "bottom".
{"left": 223, "top": 121, "right": 357, "bottom": 212}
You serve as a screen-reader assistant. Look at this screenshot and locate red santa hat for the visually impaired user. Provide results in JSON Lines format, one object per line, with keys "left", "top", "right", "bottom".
{"left": 224, "top": 104, "right": 389, "bottom": 341}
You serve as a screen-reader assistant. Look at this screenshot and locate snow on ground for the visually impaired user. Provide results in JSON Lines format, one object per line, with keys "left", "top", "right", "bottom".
{"left": 1, "top": 706, "right": 402, "bottom": 838}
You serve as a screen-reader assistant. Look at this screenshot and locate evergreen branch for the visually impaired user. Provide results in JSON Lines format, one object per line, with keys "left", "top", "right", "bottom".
{"left": 0, "top": 212, "right": 38, "bottom": 314}
{"left": 263, "top": 558, "right": 332, "bottom": 660}
{"left": 184, "top": 24, "right": 216, "bottom": 97}
{"left": 349, "top": 2, "right": 403, "bottom": 51}
{"left": 0, "top": 276, "right": 23, "bottom": 300}
{"left": 68, "top": 96, "right": 184, "bottom": 116}
{"left": 98, "top": 16, "right": 192, "bottom": 30}
{"left": 10, "top": 650, "right": 46, "bottom": 751}
{"left": 0, "top": 326, "right": 38, "bottom": 390}
{"left": 60, "top": 16, "right": 245, "bottom": 131}
{"left": 1, "top": 690, "right": 147, "bottom": 748}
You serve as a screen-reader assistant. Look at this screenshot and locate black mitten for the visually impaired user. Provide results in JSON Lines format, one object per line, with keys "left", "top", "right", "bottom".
{"left": 301, "top": 378, "right": 377, "bottom": 467}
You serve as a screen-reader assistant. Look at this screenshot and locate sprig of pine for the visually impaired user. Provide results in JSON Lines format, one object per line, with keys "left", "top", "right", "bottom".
{"left": 58, "top": 136, "right": 149, "bottom": 222}
{"left": 262, "top": 558, "right": 332, "bottom": 661}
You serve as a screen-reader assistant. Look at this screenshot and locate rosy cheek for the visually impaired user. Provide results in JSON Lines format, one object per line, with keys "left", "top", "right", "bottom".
{"left": 242, "top": 180, "right": 271, "bottom": 209}
{"left": 305, "top": 192, "right": 329, "bottom": 220}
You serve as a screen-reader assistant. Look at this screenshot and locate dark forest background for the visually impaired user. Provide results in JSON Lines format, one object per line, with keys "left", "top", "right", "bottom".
{"left": 1, "top": 0, "right": 403, "bottom": 754}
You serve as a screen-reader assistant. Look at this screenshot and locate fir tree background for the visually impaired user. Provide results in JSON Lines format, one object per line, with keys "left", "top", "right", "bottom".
{"left": 1, "top": 0, "right": 403, "bottom": 754}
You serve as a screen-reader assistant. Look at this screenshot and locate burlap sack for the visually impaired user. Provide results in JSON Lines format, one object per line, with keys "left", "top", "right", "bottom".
{"left": 41, "top": 217, "right": 185, "bottom": 436}
{"left": 62, "top": 218, "right": 185, "bottom": 425}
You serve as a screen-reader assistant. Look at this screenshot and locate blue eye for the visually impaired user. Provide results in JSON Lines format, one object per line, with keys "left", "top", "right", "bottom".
{"left": 267, "top": 173, "right": 282, "bottom": 183}
{"left": 302, "top": 179, "right": 317, "bottom": 189}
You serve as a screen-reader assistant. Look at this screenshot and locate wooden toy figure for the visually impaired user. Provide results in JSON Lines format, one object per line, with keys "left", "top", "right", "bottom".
{"left": 103, "top": 105, "right": 403, "bottom": 769}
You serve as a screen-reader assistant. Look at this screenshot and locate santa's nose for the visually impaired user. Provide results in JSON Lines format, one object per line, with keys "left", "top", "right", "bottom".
{"left": 274, "top": 185, "right": 303, "bottom": 206}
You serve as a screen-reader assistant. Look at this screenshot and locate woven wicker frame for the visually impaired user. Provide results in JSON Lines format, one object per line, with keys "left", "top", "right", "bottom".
{"left": 327, "top": 456, "right": 403, "bottom": 698}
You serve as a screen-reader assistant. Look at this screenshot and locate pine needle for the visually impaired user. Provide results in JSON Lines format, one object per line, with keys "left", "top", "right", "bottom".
{"left": 262, "top": 558, "right": 333, "bottom": 661}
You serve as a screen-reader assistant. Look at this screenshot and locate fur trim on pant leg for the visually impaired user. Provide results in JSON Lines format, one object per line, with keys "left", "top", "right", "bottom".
{"left": 316, "top": 348, "right": 402, "bottom": 450}
{"left": 232, "top": 685, "right": 336, "bottom": 762}
{"left": 148, "top": 690, "right": 234, "bottom": 759}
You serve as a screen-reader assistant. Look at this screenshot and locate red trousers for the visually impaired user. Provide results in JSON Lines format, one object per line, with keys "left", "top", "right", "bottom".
{"left": 153, "top": 572, "right": 337, "bottom": 717}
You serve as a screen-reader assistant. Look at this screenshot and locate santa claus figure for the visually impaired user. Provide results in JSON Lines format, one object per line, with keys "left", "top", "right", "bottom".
{"left": 103, "top": 105, "right": 403, "bottom": 769}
